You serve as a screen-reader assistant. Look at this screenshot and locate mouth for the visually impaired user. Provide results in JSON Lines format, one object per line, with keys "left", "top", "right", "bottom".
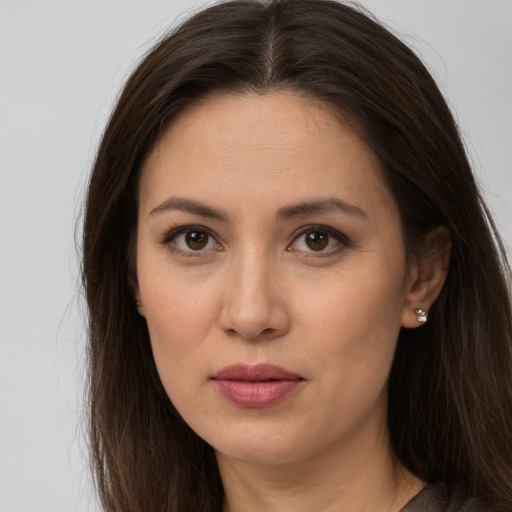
{"left": 211, "top": 363, "right": 304, "bottom": 408}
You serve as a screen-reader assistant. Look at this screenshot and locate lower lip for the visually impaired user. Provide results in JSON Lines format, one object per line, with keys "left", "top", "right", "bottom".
{"left": 212, "top": 379, "right": 303, "bottom": 408}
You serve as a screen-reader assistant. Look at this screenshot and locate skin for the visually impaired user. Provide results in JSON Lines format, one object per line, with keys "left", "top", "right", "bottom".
{"left": 135, "top": 91, "right": 450, "bottom": 512}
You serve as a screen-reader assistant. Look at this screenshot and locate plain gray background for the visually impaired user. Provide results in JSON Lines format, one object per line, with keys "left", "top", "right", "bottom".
{"left": 1, "top": 1, "right": 510, "bottom": 510}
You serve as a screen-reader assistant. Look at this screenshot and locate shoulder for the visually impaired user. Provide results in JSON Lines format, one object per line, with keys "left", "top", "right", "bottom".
{"left": 400, "top": 482, "right": 502, "bottom": 512}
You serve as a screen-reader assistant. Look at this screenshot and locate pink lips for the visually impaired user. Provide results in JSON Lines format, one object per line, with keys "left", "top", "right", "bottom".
{"left": 211, "top": 363, "right": 304, "bottom": 408}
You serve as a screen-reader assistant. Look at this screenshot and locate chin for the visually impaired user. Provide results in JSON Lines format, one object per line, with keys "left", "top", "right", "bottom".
{"left": 216, "top": 443, "right": 304, "bottom": 466}
{"left": 206, "top": 425, "right": 309, "bottom": 466}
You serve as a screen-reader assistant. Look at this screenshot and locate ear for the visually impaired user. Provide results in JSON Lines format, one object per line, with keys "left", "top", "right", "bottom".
{"left": 401, "top": 226, "right": 451, "bottom": 328}
{"left": 133, "top": 280, "right": 146, "bottom": 318}
{"left": 134, "top": 290, "right": 146, "bottom": 317}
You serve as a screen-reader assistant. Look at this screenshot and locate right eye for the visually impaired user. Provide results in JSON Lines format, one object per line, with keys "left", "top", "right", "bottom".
{"left": 163, "top": 226, "right": 220, "bottom": 254}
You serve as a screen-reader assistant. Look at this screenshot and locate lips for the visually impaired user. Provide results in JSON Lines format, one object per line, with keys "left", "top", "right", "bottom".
{"left": 211, "top": 363, "right": 304, "bottom": 408}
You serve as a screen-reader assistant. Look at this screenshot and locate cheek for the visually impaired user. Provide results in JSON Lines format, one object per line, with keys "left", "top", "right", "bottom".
{"left": 296, "top": 257, "right": 406, "bottom": 338}
{"left": 136, "top": 252, "right": 222, "bottom": 396}
{"left": 141, "top": 279, "right": 219, "bottom": 417}
{"left": 143, "top": 277, "right": 219, "bottom": 358}
{"left": 294, "top": 260, "right": 406, "bottom": 392}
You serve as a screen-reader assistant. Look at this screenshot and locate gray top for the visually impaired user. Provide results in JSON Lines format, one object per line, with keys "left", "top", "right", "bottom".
{"left": 400, "top": 483, "right": 488, "bottom": 512}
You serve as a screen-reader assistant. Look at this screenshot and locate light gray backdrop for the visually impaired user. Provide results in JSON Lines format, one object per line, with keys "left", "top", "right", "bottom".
{"left": 1, "top": 1, "right": 510, "bottom": 511}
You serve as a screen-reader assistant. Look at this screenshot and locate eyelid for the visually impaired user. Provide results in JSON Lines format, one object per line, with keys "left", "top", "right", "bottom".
{"left": 160, "top": 224, "right": 222, "bottom": 254}
{"left": 288, "top": 224, "right": 351, "bottom": 254}
{"left": 160, "top": 223, "right": 350, "bottom": 256}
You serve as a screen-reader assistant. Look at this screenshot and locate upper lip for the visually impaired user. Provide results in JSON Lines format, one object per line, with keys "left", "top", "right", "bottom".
{"left": 212, "top": 363, "right": 303, "bottom": 381}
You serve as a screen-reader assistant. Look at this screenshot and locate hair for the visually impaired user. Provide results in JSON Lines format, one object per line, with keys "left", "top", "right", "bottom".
{"left": 82, "top": 1, "right": 512, "bottom": 510}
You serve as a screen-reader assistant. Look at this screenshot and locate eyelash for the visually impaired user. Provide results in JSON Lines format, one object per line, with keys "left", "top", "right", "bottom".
{"left": 160, "top": 224, "right": 351, "bottom": 257}
{"left": 289, "top": 224, "right": 351, "bottom": 256}
{"left": 160, "top": 225, "right": 221, "bottom": 257}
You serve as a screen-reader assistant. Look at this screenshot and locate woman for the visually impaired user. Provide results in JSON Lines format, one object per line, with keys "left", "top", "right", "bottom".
{"left": 82, "top": 1, "right": 512, "bottom": 510}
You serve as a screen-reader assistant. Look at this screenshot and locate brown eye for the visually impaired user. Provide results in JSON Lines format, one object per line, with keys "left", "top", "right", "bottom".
{"left": 185, "top": 231, "right": 209, "bottom": 250}
{"left": 289, "top": 225, "right": 349, "bottom": 255}
{"left": 305, "top": 231, "right": 329, "bottom": 251}
{"left": 163, "top": 226, "right": 219, "bottom": 254}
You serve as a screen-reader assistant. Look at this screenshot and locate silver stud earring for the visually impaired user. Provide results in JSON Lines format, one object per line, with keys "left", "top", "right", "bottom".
{"left": 415, "top": 308, "right": 427, "bottom": 323}
{"left": 135, "top": 300, "right": 146, "bottom": 318}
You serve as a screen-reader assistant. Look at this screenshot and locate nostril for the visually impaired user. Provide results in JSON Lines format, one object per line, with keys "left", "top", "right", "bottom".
{"left": 218, "top": 288, "right": 291, "bottom": 340}
{"left": 223, "top": 326, "right": 277, "bottom": 340}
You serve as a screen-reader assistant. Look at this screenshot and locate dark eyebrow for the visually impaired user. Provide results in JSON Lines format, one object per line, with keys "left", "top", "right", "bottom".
{"left": 149, "top": 196, "right": 366, "bottom": 221}
{"left": 276, "top": 198, "right": 367, "bottom": 220}
{"left": 149, "top": 197, "right": 229, "bottom": 221}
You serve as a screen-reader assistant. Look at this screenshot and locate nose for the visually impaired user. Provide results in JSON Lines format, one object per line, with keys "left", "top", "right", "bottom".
{"left": 218, "top": 250, "right": 290, "bottom": 340}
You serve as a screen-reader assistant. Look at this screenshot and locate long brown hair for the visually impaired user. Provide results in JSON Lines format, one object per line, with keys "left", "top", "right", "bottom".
{"left": 82, "top": 1, "right": 512, "bottom": 510}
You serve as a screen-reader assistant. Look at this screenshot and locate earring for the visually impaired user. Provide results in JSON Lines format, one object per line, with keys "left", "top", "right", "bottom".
{"left": 135, "top": 300, "right": 146, "bottom": 318}
{"left": 415, "top": 308, "right": 427, "bottom": 323}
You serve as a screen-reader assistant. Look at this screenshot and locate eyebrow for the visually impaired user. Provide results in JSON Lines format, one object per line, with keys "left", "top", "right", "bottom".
{"left": 149, "top": 197, "right": 229, "bottom": 221}
{"left": 149, "top": 196, "right": 366, "bottom": 221}
{"left": 276, "top": 198, "right": 367, "bottom": 220}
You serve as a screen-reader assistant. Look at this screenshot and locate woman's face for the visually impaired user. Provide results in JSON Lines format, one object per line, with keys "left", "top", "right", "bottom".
{"left": 136, "top": 91, "right": 418, "bottom": 466}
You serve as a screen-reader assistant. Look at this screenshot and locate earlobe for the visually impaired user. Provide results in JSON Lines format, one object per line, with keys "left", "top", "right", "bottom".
{"left": 401, "top": 226, "right": 451, "bottom": 328}
{"left": 131, "top": 265, "right": 146, "bottom": 318}
{"left": 136, "top": 302, "right": 146, "bottom": 318}
{"left": 134, "top": 290, "right": 146, "bottom": 318}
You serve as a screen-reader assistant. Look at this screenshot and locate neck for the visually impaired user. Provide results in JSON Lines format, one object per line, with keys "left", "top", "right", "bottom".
{"left": 217, "top": 424, "right": 424, "bottom": 512}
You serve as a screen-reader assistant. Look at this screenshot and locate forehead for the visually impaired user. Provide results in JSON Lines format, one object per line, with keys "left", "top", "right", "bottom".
{"left": 139, "top": 91, "right": 394, "bottom": 222}
{"left": 146, "top": 90, "right": 364, "bottom": 168}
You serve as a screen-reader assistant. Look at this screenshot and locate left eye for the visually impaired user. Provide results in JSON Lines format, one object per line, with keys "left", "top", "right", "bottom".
{"left": 169, "top": 228, "right": 218, "bottom": 252}
{"left": 290, "top": 228, "right": 347, "bottom": 253}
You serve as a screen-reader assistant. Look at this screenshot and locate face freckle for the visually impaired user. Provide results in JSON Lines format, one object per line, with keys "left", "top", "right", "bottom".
{"left": 135, "top": 90, "right": 415, "bottom": 468}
